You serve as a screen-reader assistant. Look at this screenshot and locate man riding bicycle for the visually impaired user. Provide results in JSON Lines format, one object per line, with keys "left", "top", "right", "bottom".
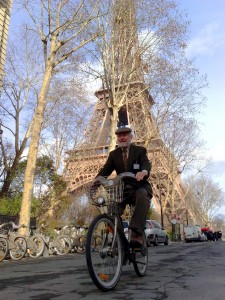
{"left": 96, "top": 126, "right": 152, "bottom": 248}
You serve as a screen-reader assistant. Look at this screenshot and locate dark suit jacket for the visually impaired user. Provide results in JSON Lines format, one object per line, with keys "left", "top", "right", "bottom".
{"left": 97, "top": 143, "right": 152, "bottom": 196}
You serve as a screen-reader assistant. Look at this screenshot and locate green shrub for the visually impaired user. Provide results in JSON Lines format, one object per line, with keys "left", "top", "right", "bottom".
{"left": 0, "top": 196, "right": 40, "bottom": 217}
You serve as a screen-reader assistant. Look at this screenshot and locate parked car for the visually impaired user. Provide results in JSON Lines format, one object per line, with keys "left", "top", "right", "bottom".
{"left": 145, "top": 220, "right": 168, "bottom": 246}
{"left": 184, "top": 225, "right": 202, "bottom": 242}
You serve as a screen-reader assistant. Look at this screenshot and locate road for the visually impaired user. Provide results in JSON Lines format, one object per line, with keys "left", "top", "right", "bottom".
{"left": 0, "top": 241, "right": 224, "bottom": 300}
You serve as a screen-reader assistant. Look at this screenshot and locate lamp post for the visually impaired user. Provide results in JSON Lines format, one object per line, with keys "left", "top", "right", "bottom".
{"left": 159, "top": 187, "right": 164, "bottom": 228}
{"left": 185, "top": 209, "right": 189, "bottom": 225}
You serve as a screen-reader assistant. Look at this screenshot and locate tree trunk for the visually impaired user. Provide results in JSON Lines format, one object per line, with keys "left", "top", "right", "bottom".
{"left": 19, "top": 65, "right": 53, "bottom": 235}
{"left": 0, "top": 146, "right": 27, "bottom": 197}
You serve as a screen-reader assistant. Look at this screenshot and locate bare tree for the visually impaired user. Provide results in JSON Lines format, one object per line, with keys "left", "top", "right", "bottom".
{"left": 185, "top": 175, "right": 225, "bottom": 226}
{"left": 0, "top": 29, "right": 41, "bottom": 197}
{"left": 17, "top": 0, "right": 102, "bottom": 234}
{"left": 156, "top": 117, "right": 209, "bottom": 218}
{"left": 212, "top": 214, "right": 225, "bottom": 236}
{"left": 63, "top": 195, "right": 93, "bottom": 226}
{"left": 40, "top": 76, "right": 94, "bottom": 173}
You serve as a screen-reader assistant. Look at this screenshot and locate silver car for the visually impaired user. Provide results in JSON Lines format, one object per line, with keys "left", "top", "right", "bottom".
{"left": 145, "top": 220, "right": 169, "bottom": 246}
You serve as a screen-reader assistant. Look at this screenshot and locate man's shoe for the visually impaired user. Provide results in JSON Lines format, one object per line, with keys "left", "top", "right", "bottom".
{"left": 130, "top": 231, "right": 144, "bottom": 248}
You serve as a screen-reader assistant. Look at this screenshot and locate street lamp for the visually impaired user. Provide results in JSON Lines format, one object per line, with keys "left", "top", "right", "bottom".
{"left": 185, "top": 209, "right": 189, "bottom": 225}
{"left": 159, "top": 192, "right": 164, "bottom": 228}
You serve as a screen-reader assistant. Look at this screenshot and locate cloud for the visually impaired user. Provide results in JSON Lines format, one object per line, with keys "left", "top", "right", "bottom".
{"left": 186, "top": 22, "right": 225, "bottom": 57}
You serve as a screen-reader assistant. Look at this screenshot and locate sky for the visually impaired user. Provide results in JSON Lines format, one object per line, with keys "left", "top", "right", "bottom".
{"left": 177, "top": 0, "right": 225, "bottom": 215}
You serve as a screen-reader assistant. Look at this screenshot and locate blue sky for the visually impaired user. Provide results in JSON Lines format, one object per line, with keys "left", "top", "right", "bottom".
{"left": 177, "top": 0, "right": 225, "bottom": 214}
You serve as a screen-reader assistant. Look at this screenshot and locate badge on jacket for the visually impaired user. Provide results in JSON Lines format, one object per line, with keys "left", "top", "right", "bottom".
{"left": 133, "top": 163, "right": 140, "bottom": 170}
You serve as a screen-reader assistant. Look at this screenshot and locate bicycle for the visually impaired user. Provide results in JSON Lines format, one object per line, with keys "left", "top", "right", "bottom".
{"left": 85, "top": 172, "right": 148, "bottom": 291}
{"left": 0, "top": 222, "right": 27, "bottom": 261}
{"left": 51, "top": 227, "right": 71, "bottom": 256}
{"left": 22, "top": 225, "right": 45, "bottom": 258}
{"left": 60, "top": 225, "right": 87, "bottom": 254}
{"left": 33, "top": 224, "right": 71, "bottom": 256}
{"left": 0, "top": 232, "right": 8, "bottom": 262}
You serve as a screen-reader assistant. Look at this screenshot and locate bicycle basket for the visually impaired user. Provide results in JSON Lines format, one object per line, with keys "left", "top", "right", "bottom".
{"left": 0, "top": 222, "right": 13, "bottom": 234}
{"left": 87, "top": 179, "right": 124, "bottom": 207}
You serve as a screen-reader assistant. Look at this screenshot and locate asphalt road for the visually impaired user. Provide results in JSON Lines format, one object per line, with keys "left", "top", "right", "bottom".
{"left": 0, "top": 241, "right": 224, "bottom": 300}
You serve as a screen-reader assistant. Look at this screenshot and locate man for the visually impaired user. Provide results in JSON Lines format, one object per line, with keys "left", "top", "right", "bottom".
{"left": 96, "top": 126, "right": 152, "bottom": 248}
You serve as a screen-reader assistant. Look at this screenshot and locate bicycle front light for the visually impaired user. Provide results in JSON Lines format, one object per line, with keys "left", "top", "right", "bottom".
{"left": 96, "top": 196, "right": 105, "bottom": 205}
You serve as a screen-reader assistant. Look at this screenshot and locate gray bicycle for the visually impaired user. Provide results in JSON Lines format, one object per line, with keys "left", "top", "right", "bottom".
{"left": 0, "top": 222, "right": 27, "bottom": 261}
{"left": 86, "top": 173, "right": 148, "bottom": 291}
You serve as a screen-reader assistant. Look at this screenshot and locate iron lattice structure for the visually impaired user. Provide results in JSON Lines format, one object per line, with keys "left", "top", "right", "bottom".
{"left": 64, "top": 0, "right": 197, "bottom": 225}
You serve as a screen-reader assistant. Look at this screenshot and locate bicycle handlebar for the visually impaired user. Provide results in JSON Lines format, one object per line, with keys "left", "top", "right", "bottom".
{"left": 0, "top": 222, "right": 26, "bottom": 230}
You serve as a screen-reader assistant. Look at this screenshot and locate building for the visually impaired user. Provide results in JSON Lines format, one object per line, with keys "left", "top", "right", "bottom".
{"left": 0, "top": 0, "right": 12, "bottom": 95}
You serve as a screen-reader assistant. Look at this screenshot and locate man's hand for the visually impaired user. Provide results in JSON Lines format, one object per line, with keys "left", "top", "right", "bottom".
{"left": 135, "top": 170, "right": 148, "bottom": 181}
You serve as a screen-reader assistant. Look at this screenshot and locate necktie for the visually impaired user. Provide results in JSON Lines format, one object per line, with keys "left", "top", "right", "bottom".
{"left": 122, "top": 148, "right": 128, "bottom": 171}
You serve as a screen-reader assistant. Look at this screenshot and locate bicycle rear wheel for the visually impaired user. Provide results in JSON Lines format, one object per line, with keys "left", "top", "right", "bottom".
{"left": 0, "top": 237, "right": 8, "bottom": 262}
{"left": 86, "top": 214, "right": 123, "bottom": 291}
{"left": 132, "top": 234, "right": 148, "bottom": 277}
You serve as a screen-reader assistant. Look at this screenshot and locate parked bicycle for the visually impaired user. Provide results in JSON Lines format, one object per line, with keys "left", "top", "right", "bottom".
{"left": 47, "top": 227, "right": 71, "bottom": 256}
{"left": 21, "top": 225, "right": 45, "bottom": 258}
{"left": 85, "top": 172, "right": 148, "bottom": 291}
{"left": 0, "top": 230, "right": 8, "bottom": 262}
{"left": 0, "top": 222, "right": 27, "bottom": 261}
{"left": 60, "top": 225, "right": 87, "bottom": 254}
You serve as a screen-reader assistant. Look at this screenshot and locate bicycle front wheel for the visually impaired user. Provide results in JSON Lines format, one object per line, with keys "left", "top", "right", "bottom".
{"left": 54, "top": 236, "right": 71, "bottom": 255}
{"left": 75, "top": 236, "right": 86, "bottom": 254}
{"left": 0, "top": 237, "right": 8, "bottom": 262}
{"left": 86, "top": 215, "right": 123, "bottom": 291}
{"left": 9, "top": 236, "right": 27, "bottom": 260}
{"left": 28, "top": 235, "right": 45, "bottom": 258}
{"left": 132, "top": 234, "right": 148, "bottom": 277}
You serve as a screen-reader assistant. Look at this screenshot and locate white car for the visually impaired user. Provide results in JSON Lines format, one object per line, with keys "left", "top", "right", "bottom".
{"left": 184, "top": 225, "right": 202, "bottom": 242}
{"left": 145, "top": 220, "right": 169, "bottom": 246}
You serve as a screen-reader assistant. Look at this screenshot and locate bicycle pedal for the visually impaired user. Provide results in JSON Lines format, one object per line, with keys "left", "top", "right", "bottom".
{"left": 132, "top": 246, "right": 147, "bottom": 256}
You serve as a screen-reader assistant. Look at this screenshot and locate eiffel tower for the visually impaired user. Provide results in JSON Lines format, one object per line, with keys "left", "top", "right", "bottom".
{"left": 64, "top": 0, "right": 197, "bottom": 226}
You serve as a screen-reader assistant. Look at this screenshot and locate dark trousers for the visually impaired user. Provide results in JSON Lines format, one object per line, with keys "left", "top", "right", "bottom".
{"left": 118, "top": 184, "right": 151, "bottom": 235}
